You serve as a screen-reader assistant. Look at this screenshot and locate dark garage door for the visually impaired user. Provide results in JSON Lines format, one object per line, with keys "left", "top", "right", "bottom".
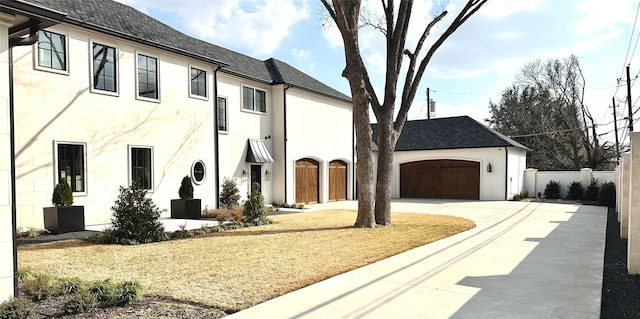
{"left": 329, "top": 160, "right": 347, "bottom": 201}
{"left": 296, "top": 158, "right": 319, "bottom": 203}
{"left": 400, "top": 159, "right": 480, "bottom": 200}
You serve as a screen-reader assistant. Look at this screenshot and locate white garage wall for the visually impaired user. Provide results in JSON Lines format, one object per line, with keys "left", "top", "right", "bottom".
{"left": 390, "top": 147, "right": 515, "bottom": 201}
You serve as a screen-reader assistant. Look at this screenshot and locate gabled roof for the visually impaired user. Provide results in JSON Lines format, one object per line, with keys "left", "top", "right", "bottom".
{"left": 371, "top": 116, "right": 529, "bottom": 151}
{"left": 18, "top": 0, "right": 351, "bottom": 102}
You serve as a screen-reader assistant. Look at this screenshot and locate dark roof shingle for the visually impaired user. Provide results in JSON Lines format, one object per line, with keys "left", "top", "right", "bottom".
{"left": 20, "top": 0, "right": 351, "bottom": 102}
{"left": 371, "top": 116, "right": 528, "bottom": 151}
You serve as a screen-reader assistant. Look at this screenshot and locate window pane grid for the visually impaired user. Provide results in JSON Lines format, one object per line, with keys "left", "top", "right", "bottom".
{"left": 242, "top": 86, "right": 266, "bottom": 113}
{"left": 131, "top": 147, "right": 152, "bottom": 190}
{"left": 217, "top": 97, "right": 227, "bottom": 131}
{"left": 93, "top": 43, "right": 117, "bottom": 92}
{"left": 137, "top": 55, "right": 158, "bottom": 99}
{"left": 190, "top": 68, "right": 207, "bottom": 97}
{"left": 57, "top": 144, "right": 84, "bottom": 193}
{"left": 38, "top": 30, "right": 66, "bottom": 71}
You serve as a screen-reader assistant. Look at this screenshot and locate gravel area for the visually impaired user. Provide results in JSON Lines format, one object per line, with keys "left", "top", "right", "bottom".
{"left": 601, "top": 206, "right": 640, "bottom": 319}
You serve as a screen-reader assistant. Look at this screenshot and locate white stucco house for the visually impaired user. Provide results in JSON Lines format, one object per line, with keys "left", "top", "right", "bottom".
{"left": 372, "top": 116, "right": 528, "bottom": 201}
{"left": 0, "top": 0, "right": 355, "bottom": 234}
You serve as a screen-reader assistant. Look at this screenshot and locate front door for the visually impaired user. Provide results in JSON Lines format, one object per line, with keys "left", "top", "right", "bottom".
{"left": 250, "top": 165, "right": 261, "bottom": 192}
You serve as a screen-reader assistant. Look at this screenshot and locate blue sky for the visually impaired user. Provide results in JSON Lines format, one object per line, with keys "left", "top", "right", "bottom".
{"left": 116, "top": 0, "right": 638, "bottom": 147}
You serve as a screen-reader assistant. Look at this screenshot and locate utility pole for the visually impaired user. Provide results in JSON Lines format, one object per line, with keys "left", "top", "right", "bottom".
{"left": 613, "top": 97, "right": 620, "bottom": 163}
{"left": 627, "top": 65, "right": 634, "bottom": 131}
{"left": 426, "top": 87, "right": 430, "bottom": 120}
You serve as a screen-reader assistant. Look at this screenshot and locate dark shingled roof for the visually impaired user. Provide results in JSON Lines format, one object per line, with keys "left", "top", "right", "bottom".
{"left": 371, "top": 116, "right": 528, "bottom": 151}
{"left": 20, "top": 0, "right": 351, "bottom": 102}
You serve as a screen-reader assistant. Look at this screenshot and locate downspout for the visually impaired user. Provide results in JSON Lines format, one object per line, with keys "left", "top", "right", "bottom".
{"left": 9, "top": 26, "right": 39, "bottom": 297}
{"left": 213, "top": 65, "right": 221, "bottom": 208}
{"left": 504, "top": 147, "right": 509, "bottom": 200}
{"left": 283, "top": 85, "right": 290, "bottom": 203}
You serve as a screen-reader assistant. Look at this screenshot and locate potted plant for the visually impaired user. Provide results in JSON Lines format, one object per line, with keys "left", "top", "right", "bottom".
{"left": 170, "top": 175, "right": 201, "bottom": 219}
{"left": 43, "top": 178, "right": 85, "bottom": 234}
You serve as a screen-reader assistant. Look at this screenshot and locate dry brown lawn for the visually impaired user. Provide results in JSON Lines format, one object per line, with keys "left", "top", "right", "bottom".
{"left": 18, "top": 209, "right": 474, "bottom": 312}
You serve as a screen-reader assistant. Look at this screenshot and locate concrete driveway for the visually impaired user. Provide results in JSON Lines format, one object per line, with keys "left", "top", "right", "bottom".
{"left": 227, "top": 199, "right": 606, "bottom": 319}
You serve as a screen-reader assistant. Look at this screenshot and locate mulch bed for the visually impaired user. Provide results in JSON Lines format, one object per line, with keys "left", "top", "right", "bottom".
{"left": 601, "top": 206, "right": 640, "bottom": 318}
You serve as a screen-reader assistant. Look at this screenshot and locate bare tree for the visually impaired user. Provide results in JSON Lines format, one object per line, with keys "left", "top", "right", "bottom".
{"left": 488, "top": 56, "right": 617, "bottom": 170}
{"left": 321, "top": 0, "right": 487, "bottom": 227}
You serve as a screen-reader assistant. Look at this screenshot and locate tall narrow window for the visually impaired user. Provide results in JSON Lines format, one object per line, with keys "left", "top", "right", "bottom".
{"left": 37, "top": 30, "right": 66, "bottom": 71}
{"left": 217, "top": 97, "right": 227, "bottom": 132}
{"left": 92, "top": 43, "right": 117, "bottom": 92}
{"left": 242, "top": 86, "right": 266, "bottom": 113}
{"left": 190, "top": 67, "right": 207, "bottom": 98}
{"left": 57, "top": 143, "right": 85, "bottom": 192}
{"left": 130, "top": 147, "right": 153, "bottom": 190}
{"left": 137, "top": 54, "right": 158, "bottom": 100}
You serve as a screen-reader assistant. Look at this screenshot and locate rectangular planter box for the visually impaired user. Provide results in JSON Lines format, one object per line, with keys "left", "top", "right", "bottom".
{"left": 171, "top": 199, "right": 201, "bottom": 219}
{"left": 43, "top": 206, "right": 85, "bottom": 234}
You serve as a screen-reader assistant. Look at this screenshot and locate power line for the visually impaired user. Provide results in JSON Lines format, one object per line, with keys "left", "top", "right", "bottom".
{"left": 621, "top": 1, "right": 640, "bottom": 79}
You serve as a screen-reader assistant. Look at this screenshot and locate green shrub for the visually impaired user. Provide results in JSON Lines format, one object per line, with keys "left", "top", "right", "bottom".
{"left": 297, "top": 204, "right": 305, "bottom": 209}
{"left": 220, "top": 178, "right": 241, "bottom": 209}
{"left": 584, "top": 178, "right": 599, "bottom": 201}
{"left": 62, "top": 290, "right": 97, "bottom": 314}
{"left": 178, "top": 175, "right": 194, "bottom": 199}
{"left": 0, "top": 297, "right": 33, "bottom": 319}
{"left": 21, "top": 274, "right": 59, "bottom": 301}
{"left": 60, "top": 277, "right": 85, "bottom": 294}
{"left": 243, "top": 182, "right": 265, "bottom": 223}
{"left": 51, "top": 178, "right": 73, "bottom": 207}
{"left": 512, "top": 190, "right": 529, "bottom": 201}
{"left": 544, "top": 180, "right": 562, "bottom": 199}
{"left": 598, "top": 181, "right": 616, "bottom": 207}
{"left": 566, "top": 181, "right": 583, "bottom": 200}
{"left": 106, "top": 281, "right": 142, "bottom": 307}
{"left": 110, "top": 182, "right": 165, "bottom": 245}
{"left": 16, "top": 270, "right": 33, "bottom": 283}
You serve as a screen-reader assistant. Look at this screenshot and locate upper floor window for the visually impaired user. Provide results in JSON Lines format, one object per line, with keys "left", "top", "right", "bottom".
{"left": 92, "top": 43, "right": 117, "bottom": 93}
{"left": 137, "top": 54, "right": 158, "bottom": 100}
{"left": 218, "top": 97, "right": 228, "bottom": 132}
{"left": 56, "top": 142, "right": 85, "bottom": 193}
{"left": 37, "top": 30, "right": 67, "bottom": 72}
{"left": 242, "top": 86, "right": 266, "bottom": 113}
{"left": 190, "top": 67, "right": 207, "bottom": 98}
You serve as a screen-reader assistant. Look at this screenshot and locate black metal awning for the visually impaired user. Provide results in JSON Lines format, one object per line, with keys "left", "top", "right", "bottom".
{"left": 245, "top": 139, "right": 274, "bottom": 163}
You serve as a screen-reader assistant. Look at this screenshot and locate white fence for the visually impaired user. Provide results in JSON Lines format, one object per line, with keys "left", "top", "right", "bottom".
{"left": 523, "top": 168, "right": 616, "bottom": 199}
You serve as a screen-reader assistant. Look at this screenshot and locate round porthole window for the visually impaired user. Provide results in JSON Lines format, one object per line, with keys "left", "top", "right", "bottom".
{"left": 191, "top": 160, "right": 206, "bottom": 185}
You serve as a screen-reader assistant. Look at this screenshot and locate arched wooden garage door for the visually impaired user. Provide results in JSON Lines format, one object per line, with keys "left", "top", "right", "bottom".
{"left": 400, "top": 159, "right": 480, "bottom": 200}
{"left": 296, "top": 158, "right": 319, "bottom": 203}
{"left": 329, "top": 160, "right": 347, "bottom": 201}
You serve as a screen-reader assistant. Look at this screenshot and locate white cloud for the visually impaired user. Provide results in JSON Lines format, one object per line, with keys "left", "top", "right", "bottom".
{"left": 321, "top": 21, "right": 344, "bottom": 48}
{"left": 120, "top": 0, "right": 310, "bottom": 56}
{"left": 480, "top": 0, "right": 548, "bottom": 19}
{"left": 291, "top": 48, "right": 310, "bottom": 60}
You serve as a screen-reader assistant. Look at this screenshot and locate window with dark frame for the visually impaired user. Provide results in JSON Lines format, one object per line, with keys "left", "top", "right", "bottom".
{"left": 137, "top": 54, "right": 158, "bottom": 99}
{"left": 131, "top": 147, "right": 152, "bottom": 190}
{"left": 93, "top": 43, "right": 117, "bottom": 92}
{"left": 217, "top": 97, "right": 227, "bottom": 131}
{"left": 242, "top": 86, "right": 266, "bottom": 113}
{"left": 57, "top": 144, "right": 84, "bottom": 193}
{"left": 37, "top": 30, "right": 66, "bottom": 71}
{"left": 190, "top": 67, "right": 207, "bottom": 97}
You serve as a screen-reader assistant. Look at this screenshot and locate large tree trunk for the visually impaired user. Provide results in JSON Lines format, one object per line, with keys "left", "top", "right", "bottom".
{"left": 374, "top": 114, "right": 397, "bottom": 226}
{"left": 353, "top": 94, "right": 376, "bottom": 228}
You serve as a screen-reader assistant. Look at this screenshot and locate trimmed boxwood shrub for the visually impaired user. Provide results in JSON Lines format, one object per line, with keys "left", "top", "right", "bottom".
{"left": 584, "top": 178, "right": 599, "bottom": 201}
{"left": 598, "top": 181, "right": 616, "bottom": 207}
{"left": 566, "top": 181, "right": 583, "bottom": 200}
{"left": 544, "top": 180, "right": 562, "bottom": 199}
{"left": 178, "top": 175, "right": 193, "bottom": 199}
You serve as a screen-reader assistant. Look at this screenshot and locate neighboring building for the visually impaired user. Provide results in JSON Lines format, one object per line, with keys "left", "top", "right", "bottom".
{"left": 372, "top": 116, "right": 528, "bottom": 200}
{"left": 1, "top": 0, "right": 355, "bottom": 232}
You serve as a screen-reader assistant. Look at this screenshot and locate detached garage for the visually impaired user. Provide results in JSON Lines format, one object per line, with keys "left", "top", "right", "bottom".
{"left": 372, "top": 116, "right": 529, "bottom": 201}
